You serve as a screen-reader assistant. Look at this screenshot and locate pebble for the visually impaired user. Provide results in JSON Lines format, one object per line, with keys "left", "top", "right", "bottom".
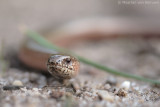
{"left": 104, "top": 84, "right": 111, "bottom": 90}
{"left": 21, "top": 87, "right": 28, "bottom": 92}
{"left": 3, "top": 80, "right": 24, "bottom": 90}
{"left": 108, "top": 87, "right": 117, "bottom": 93}
{"left": 120, "top": 81, "right": 130, "bottom": 90}
{"left": 97, "top": 90, "right": 114, "bottom": 102}
{"left": 33, "top": 88, "right": 39, "bottom": 91}
{"left": 50, "top": 90, "right": 64, "bottom": 100}
{"left": 116, "top": 89, "right": 127, "bottom": 97}
{"left": 76, "top": 89, "right": 82, "bottom": 96}
{"left": 12, "top": 80, "right": 23, "bottom": 86}
{"left": 3, "top": 85, "right": 22, "bottom": 90}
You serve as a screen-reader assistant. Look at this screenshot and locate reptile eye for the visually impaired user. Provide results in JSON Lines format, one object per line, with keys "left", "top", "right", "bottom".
{"left": 66, "top": 58, "right": 71, "bottom": 64}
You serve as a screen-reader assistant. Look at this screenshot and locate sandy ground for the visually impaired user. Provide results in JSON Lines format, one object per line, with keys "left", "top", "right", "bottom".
{"left": 1, "top": 1, "right": 160, "bottom": 107}
{"left": 1, "top": 38, "right": 160, "bottom": 107}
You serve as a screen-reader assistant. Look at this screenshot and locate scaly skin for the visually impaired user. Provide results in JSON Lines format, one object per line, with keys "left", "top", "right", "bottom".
{"left": 47, "top": 55, "right": 79, "bottom": 80}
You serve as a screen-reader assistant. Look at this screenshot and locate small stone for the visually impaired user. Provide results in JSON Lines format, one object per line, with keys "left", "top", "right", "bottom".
{"left": 32, "top": 88, "right": 41, "bottom": 96}
{"left": 33, "top": 88, "right": 39, "bottom": 91}
{"left": 3, "top": 85, "right": 21, "bottom": 90}
{"left": 116, "top": 89, "right": 127, "bottom": 97}
{"left": 12, "top": 80, "right": 23, "bottom": 86}
{"left": 114, "top": 96, "right": 120, "bottom": 101}
{"left": 50, "top": 90, "right": 64, "bottom": 100}
{"left": 76, "top": 89, "right": 82, "bottom": 97}
{"left": 21, "top": 87, "right": 27, "bottom": 92}
{"left": 108, "top": 87, "right": 117, "bottom": 93}
{"left": 71, "top": 82, "right": 80, "bottom": 90}
{"left": 96, "top": 83, "right": 103, "bottom": 89}
{"left": 104, "top": 84, "right": 111, "bottom": 90}
{"left": 97, "top": 90, "right": 114, "bottom": 102}
{"left": 120, "top": 81, "right": 130, "bottom": 90}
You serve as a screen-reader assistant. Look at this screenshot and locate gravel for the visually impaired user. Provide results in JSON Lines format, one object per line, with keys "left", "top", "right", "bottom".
{"left": 1, "top": 38, "right": 160, "bottom": 107}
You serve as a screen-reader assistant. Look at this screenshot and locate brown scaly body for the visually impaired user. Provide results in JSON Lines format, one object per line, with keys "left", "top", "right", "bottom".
{"left": 19, "top": 19, "right": 160, "bottom": 82}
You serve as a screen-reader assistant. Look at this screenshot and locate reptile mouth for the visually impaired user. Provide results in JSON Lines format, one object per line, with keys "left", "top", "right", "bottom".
{"left": 47, "top": 63, "right": 75, "bottom": 79}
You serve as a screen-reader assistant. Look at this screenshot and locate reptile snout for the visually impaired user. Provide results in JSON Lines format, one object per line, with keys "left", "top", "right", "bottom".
{"left": 47, "top": 55, "right": 80, "bottom": 80}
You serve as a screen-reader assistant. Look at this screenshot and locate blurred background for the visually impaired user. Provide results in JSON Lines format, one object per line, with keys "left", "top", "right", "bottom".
{"left": 0, "top": 0, "right": 160, "bottom": 78}
{"left": 0, "top": 0, "right": 160, "bottom": 77}
{"left": 1, "top": 0, "right": 160, "bottom": 48}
